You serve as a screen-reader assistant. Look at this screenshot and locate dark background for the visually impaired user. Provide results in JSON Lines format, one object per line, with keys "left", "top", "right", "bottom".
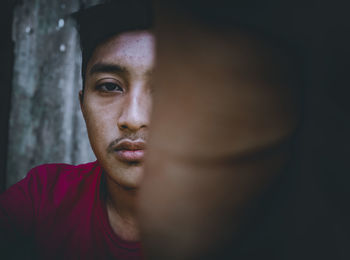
{"left": 0, "top": 0, "right": 15, "bottom": 191}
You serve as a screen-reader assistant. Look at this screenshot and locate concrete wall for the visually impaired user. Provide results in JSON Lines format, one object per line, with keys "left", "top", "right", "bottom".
{"left": 7, "top": 0, "right": 103, "bottom": 187}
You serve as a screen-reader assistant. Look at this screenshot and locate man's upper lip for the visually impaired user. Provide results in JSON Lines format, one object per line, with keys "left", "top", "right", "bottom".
{"left": 114, "top": 141, "right": 146, "bottom": 151}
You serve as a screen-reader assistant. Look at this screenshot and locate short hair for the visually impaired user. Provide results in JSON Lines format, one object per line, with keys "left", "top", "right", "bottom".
{"left": 73, "top": 0, "right": 153, "bottom": 92}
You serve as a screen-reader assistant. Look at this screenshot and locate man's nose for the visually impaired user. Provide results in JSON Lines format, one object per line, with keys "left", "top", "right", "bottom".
{"left": 117, "top": 90, "right": 149, "bottom": 132}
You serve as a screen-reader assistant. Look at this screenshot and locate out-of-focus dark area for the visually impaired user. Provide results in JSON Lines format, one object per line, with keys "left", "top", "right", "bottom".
{"left": 143, "top": 0, "right": 350, "bottom": 259}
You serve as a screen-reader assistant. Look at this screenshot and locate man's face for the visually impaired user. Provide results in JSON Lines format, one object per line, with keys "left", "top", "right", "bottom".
{"left": 80, "top": 30, "right": 155, "bottom": 189}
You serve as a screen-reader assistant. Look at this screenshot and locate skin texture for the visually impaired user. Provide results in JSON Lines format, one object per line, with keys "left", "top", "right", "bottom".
{"left": 138, "top": 7, "right": 300, "bottom": 260}
{"left": 80, "top": 30, "right": 155, "bottom": 241}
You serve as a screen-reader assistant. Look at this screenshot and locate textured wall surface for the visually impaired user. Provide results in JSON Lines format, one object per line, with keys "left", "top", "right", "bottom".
{"left": 7, "top": 0, "right": 103, "bottom": 187}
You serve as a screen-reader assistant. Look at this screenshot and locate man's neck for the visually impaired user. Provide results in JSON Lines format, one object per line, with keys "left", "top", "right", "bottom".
{"left": 105, "top": 176, "right": 140, "bottom": 242}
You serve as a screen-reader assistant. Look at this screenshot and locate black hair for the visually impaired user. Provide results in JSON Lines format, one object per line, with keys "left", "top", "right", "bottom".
{"left": 73, "top": 0, "right": 153, "bottom": 94}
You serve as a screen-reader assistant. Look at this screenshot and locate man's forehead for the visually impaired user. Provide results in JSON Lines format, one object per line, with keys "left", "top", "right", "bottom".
{"left": 88, "top": 30, "right": 155, "bottom": 75}
{"left": 105, "top": 31, "right": 155, "bottom": 52}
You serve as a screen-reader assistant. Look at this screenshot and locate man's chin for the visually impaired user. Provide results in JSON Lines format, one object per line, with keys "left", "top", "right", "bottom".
{"left": 107, "top": 167, "right": 144, "bottom": 188}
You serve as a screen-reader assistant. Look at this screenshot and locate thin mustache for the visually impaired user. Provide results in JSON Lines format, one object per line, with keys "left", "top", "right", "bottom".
{"left": 107, "top": 133, "right": 147, "bottom": 153}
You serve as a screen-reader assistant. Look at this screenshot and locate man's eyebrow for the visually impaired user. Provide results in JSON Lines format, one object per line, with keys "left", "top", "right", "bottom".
{"left": 89, "top": 63, "right": 128, "bottom": 76}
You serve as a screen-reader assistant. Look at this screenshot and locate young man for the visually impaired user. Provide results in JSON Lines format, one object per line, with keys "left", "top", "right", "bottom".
{"left": 0, "top": 1, "right": 153, "bottom": 259}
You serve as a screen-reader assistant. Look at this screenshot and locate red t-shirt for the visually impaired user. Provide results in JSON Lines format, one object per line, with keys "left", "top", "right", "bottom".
{"left": 0, "top": 161, "right": 143, "bottom": 259}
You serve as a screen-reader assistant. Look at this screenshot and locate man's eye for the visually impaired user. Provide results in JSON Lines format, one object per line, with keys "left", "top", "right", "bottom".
{"left": 97, "top": 82, "right": 123, "bottom": 92}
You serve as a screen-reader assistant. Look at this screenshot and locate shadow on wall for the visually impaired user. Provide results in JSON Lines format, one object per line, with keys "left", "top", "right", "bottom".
{"left": 0, "top": 0, "right": 15, "bottom": 192}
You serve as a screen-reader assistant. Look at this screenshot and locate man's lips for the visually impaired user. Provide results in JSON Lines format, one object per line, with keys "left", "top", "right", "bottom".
{"left": 113, "top": 140, "right": 146, "bottom": 162}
